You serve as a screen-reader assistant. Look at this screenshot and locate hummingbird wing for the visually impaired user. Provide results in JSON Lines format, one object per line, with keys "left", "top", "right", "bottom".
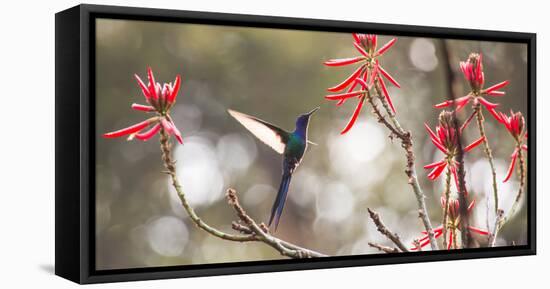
{"left": 228, "top": 109, "right": 289, "bottom": 154}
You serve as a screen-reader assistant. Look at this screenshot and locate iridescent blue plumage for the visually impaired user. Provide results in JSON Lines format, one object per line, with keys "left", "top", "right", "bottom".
{"left": 228, "top": 107, "right": 319, "bottom": 231}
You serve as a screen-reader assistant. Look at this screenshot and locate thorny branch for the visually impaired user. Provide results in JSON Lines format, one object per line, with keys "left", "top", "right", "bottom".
{"left": 159, "top": 129, "right": 326, "bottom": 259}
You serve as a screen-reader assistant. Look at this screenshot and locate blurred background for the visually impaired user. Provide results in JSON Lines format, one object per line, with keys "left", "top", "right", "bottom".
{"left": 95, "top": 18, "right": 528, "bottom": 270}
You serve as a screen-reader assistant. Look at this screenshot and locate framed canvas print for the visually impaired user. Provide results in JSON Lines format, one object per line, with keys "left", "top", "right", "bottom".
{"left": 55, "top": 4, "right": 536, "bottom": 284}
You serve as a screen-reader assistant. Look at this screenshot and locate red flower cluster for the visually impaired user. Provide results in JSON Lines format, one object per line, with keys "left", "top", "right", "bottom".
{"left": 424, "top": 111, "right": 484, "bottom": 187}
{"left": 421, "top": 51, "right": 528, "bottom": 250}
{"left": 496, "top": 110, "right": 526, "bottom": 140}
{"left": 103, "top": 67, "right": 183, "bottom": 144}
{"left": 412, "top": 197, "right": 488, "bottom": 250}
{"left": 324, "top": 34, "right": 400, "bottom": 134}
{"left": 495, "top": 110, "right": 528, "bottom": 182}
{"left": 434, "top": 53, "right": 509, "bottom": 120}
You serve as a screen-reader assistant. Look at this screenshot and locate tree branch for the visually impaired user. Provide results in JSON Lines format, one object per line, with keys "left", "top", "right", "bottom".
{"left": 226, "top": 188, "right": 326, "bottom": 258}
{"left": 158, "top": 129, "right": 327, "bottom": 258}
{"left": 371, "top": 83, "right": 439, "bottom": 251}
{"left": 367, "top": 208, "right": 409, "bottom": 252}
{"left": 368, "top": 242, "right": 399, "bottom": 253}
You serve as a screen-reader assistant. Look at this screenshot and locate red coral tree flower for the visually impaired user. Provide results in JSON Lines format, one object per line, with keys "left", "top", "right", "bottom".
{"left": 435, "top": 53, "right": 509, "bottom": 120}
{"left": 103, "top": 67, "right": 183, "bottom": 144}
{"left": 412, "top": 197, "right": 488, "bottom": 250}
{"left": 424, "top": 111, "right": 485, "bottom": 187}
{"left": 495, "top": 110, "right": 528, "bottom": 182}
{"left": 324, "top": 34, "right": 400, "bottom": 134}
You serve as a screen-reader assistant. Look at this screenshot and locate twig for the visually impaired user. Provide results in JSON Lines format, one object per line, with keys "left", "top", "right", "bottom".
{"left": 226, "top": 188, "right": 325, "bottom": 258}
{"left": 492, "top": 144, "right": 527, "bottom": 243}
{"left": 232, "top": 222, "right": 254, "bottom": 234}
{"left": 371, "top": 83, "right": 438, "bottom": 251}
{"left": 159, "top": 129, "right": 326, "bottom": 258}
{"left": 412, "top": 239, "right": 423, "bottom": 251}
{"left": 367, "top": 208, "right": 409, "bottom": 252}
{"left": 474, "top": 103, "right": 499, "bottom": 214}
{"left": 488, "top": 209, "right": 504, "bottom": 247}
{"left": 441, "top": 166, "right": 452, "bottom": 250}
{"left": 368, "top": 242, "right": 399, "bottom": 254}
{"left": 365, "top": 90, "right": 401, "bottom": 137}
{"left": 485, "top": 190, "right": 491, "bottom": 242}
{"left": 504, "top": 147, "right": 527, "bottom": 223}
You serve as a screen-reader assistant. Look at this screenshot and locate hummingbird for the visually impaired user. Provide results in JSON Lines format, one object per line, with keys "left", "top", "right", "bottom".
{"left": 228, "top": 107, "right": 319, "bottom": 231}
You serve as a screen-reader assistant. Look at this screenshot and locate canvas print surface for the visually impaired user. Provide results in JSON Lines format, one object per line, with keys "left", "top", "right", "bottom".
{"left": 95, "top": 18, "right": 529, "bottom": 270}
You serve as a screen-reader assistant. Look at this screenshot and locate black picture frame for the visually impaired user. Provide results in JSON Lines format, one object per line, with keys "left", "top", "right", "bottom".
{"left": 55, "top": 4, "right": 536, "bottom": 284}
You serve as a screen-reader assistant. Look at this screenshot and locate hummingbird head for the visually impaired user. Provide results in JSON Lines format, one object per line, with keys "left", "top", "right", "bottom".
{"left": 295, "top": 107, "right": 319, "bottom": 133}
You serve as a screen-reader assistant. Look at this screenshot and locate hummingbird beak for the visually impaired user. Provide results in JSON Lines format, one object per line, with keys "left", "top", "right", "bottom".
{"left": 306, "top": 106, "right": 320, "bottom": 116}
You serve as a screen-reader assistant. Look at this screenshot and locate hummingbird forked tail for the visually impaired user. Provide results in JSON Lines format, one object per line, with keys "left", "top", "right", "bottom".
{"left": 268, "top": 169, "right": 292, "bottom": 231}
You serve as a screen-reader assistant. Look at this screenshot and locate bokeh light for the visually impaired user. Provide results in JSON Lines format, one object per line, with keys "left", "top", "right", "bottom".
{"left": 96, "top": 19, "right": 529, "bottom": 269}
